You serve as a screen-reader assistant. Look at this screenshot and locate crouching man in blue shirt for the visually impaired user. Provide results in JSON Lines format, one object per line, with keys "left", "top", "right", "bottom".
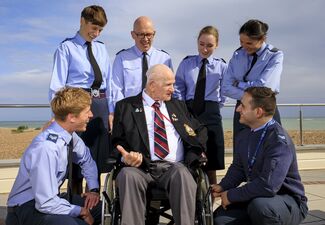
{"left": 213, "top": 86, "right": 308, "bottom": 225}
{"left": 6, "top": 87, "right": 101, "bottom": 225}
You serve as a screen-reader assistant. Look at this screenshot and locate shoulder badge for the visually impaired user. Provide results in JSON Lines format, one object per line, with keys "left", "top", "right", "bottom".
{"left": 220, "top": 58, "right": 226, "bottom": 63}
{"left": 183, "top": 55, "right": 195, "bottom": 60}
{"left": 159, "top": 49, "right": 170, "bottom": 55}
{"left": 184, "top": 124, "right": 196, "bottom": 136}
{"left": 270, "top": 47, "right": 279, "bottom": 52}
{"left": 116, "top": 49, "right": 126, "bottom": 55}
{"left": 95, "top": 40, "right": 104, "bottom": 44}
{"left": 61, "top": 37, "right": 73, "bottom": 44}
{"left": 47, "top": 133, "right": 58, "bottom": 143}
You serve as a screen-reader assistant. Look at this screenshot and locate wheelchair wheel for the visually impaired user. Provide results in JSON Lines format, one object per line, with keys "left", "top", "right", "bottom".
{"left": 195, "top": 168, "right": 213, "bottom": 225}
{"left": 101, "top": 169, "right": 121, "bottom": 225}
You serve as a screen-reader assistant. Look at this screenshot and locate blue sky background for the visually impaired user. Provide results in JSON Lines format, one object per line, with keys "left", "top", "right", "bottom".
{"left": 0, "top": 0, "right": 324, "bottom": 120}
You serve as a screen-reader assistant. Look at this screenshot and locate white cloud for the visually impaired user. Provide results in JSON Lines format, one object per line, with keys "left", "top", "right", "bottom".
{"left": 0, "top": 0, "right": 324, "bottom": 108}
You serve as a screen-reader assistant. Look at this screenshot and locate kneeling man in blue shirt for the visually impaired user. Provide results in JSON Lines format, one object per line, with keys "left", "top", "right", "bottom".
{"left": 213, "top": 86, "right": 308, "bottom": 225}
{"left": 6, "top": 87, "right": 101, "bottom": 225}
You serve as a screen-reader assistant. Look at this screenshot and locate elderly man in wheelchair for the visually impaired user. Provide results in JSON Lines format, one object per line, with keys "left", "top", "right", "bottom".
{"left": 102, "top": 65, "right": 213, "bottom": 225}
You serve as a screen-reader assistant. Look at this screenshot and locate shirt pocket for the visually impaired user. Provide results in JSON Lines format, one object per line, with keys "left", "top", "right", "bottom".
{"left": 124, "top": 64, "right": 142, "bottom": 93}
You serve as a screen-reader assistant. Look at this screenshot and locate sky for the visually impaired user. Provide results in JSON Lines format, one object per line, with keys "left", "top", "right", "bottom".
{"left": 0, "top": 0, "right": 324, "bottom": 121}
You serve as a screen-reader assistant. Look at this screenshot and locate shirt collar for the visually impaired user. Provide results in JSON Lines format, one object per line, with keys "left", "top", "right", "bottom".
{"left": 142, "top": 90, "right": 164, "bottom": 108}
{"left": 197, "top": 55, "right": 212, "bottom": 65}
{"left": 134, "top": 45, "right": 153, "bottom": 57}
{"left": 255, "top": 42, "right": 266, "bottom": 56}
{"left": 251, "top": 118, "right": 273, "bottom": 132}
{"left": 75, "top": 32, "right": 88, "bottom": 46}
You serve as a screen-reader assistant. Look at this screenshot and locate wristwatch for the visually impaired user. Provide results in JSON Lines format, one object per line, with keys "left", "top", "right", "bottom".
{"left": 90, "top": 188, "right": 100, "bottom": 193}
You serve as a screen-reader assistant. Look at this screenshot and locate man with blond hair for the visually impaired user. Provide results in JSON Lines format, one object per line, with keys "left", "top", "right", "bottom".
{"left": 7, "top": 87, "right": 101, "bottom": 225}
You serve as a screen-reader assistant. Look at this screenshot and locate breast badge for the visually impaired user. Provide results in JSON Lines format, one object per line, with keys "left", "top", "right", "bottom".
{"left": 184, "top": 124, "right": 196, "bottom": 136}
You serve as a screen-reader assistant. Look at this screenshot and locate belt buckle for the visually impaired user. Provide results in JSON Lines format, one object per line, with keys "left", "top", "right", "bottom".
{"left": 91, "top": 88, "right": 100, "bottom": 98}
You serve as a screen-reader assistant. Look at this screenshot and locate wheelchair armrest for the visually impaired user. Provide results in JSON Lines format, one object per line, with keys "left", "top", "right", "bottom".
{"left": 105, "top": 157, "right": 117, "bottom": 165}
{"left": 198, "top": 153, "right": 207, "bottom": 166}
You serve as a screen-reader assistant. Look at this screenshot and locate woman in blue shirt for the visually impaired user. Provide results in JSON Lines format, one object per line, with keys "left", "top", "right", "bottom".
{"left": 174, "top": 26, "right": 227, "bottom": 186}
{"left": 49, "top": 5, "right": 112, "bottom": 194}
{"left": 223, "top": 19, "right": 283, "bottom": 143}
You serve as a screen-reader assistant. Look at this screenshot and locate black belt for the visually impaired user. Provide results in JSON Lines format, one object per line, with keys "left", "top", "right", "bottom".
{"left": 83, "top": 88, "right": 106, "bottom": 98}
{"left": 7, "top": 205, "right": 18, "bottom": 213}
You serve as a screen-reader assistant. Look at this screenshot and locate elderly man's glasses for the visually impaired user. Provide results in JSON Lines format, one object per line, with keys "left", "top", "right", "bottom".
{"left": 134, "top": 31, "right": 155, "bottom": 39}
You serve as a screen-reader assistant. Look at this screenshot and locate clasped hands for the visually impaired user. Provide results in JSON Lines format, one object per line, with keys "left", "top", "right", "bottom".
{"left": 117, "top": 145, "right": 143, "bottom": 167}
{"left": 80, "top": 190, "right": 100, "bottom": 225}
{"left": 211, "top": 184, "right": 231, "bottom": 210}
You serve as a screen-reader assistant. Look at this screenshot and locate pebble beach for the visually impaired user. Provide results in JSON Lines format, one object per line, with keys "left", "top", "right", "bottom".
{"left": 1, "top": 128, "right": 324, "bottom": 160}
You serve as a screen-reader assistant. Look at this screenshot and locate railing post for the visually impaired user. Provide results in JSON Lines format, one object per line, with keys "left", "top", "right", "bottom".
{"left": 299, "top": 105, "right": 303, "bottom": 146}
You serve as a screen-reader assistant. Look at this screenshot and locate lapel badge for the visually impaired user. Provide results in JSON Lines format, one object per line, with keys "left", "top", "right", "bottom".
{"left": 135, "top": 107, "right": 143, "bottom": 113}
{"left": 184, "top": 124, "right": 196, "bottom": 136}
{"left": 171, "top": 113, "right": 178, "bottom": 121}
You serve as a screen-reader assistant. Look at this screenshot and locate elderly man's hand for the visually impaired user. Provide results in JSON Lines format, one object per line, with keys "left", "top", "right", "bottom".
{"left": 117, "top": 145, "right": 143, "bottom": 167}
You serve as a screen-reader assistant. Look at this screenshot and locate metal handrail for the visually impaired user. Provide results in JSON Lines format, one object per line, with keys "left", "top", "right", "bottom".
{"left": 1, "top": 103, "right": 325, "bottom": 146}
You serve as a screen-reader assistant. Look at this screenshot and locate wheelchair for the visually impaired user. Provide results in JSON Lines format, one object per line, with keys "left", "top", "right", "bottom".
{"left": 101, "top": 159, "right": 213, "bottom": 225}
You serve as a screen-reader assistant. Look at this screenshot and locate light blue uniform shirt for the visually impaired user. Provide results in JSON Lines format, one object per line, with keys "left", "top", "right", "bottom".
{"left": 49, "top": 32, "right": 113, "bottom": 112}
{"left": 223, "top": 43, "right": 283, "bottom": 100}
{"left": 174, "top": 55, "right": 227, "bottom": 106}
{"left": 7, "top": 121, "right": 99, "bottom": 217}
{"left": 111, "top": 45, "right": 173, "bottom": 111}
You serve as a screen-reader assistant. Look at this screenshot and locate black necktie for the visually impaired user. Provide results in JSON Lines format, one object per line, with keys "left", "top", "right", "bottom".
{"left": 142, "top": 52, "right": 148, "bottom": 89}
{"left": 193, "top": 58, "right": 208, "bottom": 115}
{"left": 243, "top": 53, "right": 258, "bottom": 82}
{"left": 67, "top": 139, "right": 73, "bottom": 203}
{"left": 86, "top": 42, "right": 103, "bottom": 89}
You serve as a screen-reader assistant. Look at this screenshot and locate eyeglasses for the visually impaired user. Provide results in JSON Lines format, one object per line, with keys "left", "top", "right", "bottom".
{"left": 133, "top": 31, "right": 156, "bottom": 39}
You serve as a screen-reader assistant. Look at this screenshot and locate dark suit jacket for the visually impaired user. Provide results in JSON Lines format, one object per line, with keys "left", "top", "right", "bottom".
{"left": 111, "top": 93, "right": 207, "bottom": 172}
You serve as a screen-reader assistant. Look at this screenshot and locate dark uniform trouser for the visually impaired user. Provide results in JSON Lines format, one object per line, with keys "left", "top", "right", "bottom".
{"left": 233, "top": 100, "right": 282, "bottom": 149}
{"left": 186, "top": 100, "right": 225, "bottom": 170}
{"left": 116, "top": 162, "right": 197, "bottom": 225}
{"left": 213, "top": 194, "right": 308, "bottom": 225}
{"left": 72, "top": 97, "right": 112, "bottom": 194}
{"left": 6, "top": 195, "right": 102, "bottom": 225}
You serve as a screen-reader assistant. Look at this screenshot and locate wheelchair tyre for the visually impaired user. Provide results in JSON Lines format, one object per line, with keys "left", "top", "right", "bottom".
{"left": 102, "top": 170, "right": 121, "bottom": 225}
{"left": 195, "top": 169, "right": 213, "bottom": 225}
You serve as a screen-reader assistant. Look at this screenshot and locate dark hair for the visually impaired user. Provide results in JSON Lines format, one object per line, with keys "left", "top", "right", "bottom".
{"left": 245, "top": 87, "right": 276, "bottom": 116}
{"left": 239, "top": 19, "right": 268, "bottom": 40}
{"left": 198, "top": 25, "right": 219, "bottom": 43}
{"left": 81, "top": 5, "right": 107, "bottom": 27}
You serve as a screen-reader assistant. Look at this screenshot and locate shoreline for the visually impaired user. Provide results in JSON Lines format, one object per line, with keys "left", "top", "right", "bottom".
{"left": 1, "top": 128, "right": 324, "bottom": 160}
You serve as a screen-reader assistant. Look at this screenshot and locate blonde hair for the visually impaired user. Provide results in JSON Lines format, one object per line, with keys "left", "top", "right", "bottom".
{"left": 198, "top": 25, "right": 219, "bottom": 43}
{"left": 51, "top": 87, "right": 91, "bottom": 121}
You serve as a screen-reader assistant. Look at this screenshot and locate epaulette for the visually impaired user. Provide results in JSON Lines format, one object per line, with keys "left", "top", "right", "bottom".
{"left": 116, "top": 49, "right": 126, "bottom": 55}
{"left": 159, "top": 49, "right": 170, "bottom": 55}
{"left": 235, "top": 46, "right": 243, "bottom": 52}
{"left": 183, "top": 55, "right": 196, "bottom": 60}
{"left": 94, "top": 40, "right": 105, "bottom": 44}
{"left": 61, "top": 37, "right": 73, "bottom": 44}
{"left": 269, "top": 47, "right": 279, "bottom": 52}
{"left": 273, "top": 128, "right": 288, "bottom": 144}
{"left": 46, "top": 133, "right": 58, "bottom": 143}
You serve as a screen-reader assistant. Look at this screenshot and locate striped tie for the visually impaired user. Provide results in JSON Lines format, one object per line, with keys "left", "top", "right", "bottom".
{"left": 153, "top": 102, "right": 169, "bottom": 159}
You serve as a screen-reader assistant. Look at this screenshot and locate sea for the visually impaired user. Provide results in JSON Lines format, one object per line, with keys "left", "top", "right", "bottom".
{"left": 1, "top": 118, "right": 324, "bottom": 131}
